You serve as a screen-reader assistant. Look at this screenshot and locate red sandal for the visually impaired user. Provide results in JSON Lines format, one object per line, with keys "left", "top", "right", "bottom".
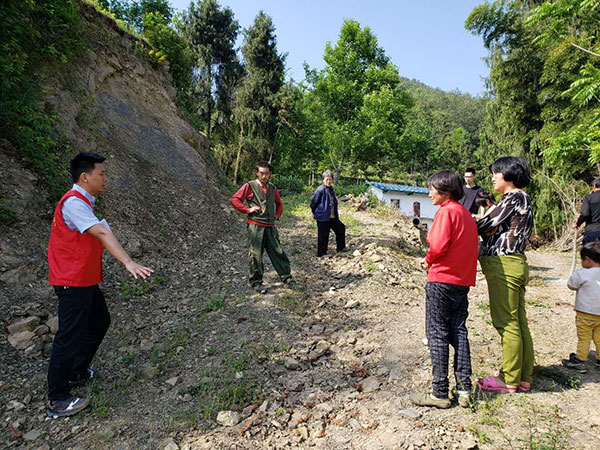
{"left": 477, "top": 376, "right": 518, "bottom": 393}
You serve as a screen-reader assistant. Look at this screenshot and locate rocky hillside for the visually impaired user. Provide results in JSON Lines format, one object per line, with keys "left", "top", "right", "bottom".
{"left": 0, "top": 2, "right": 232, "bottom": 380}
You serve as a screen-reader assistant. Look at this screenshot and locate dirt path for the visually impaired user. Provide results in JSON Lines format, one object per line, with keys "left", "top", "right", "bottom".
{"left": 2, "top": 197, "right": 600, "bottom": 449}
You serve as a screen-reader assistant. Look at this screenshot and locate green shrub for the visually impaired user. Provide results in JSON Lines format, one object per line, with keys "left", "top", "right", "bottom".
{"left": 0, "top": 0, "right": 84, "bottom": 202}
{"left": 273, "top": 175, "right": 305, "bottom": 194}
{"left": 333, "top": 182, "right": 368, "bottom": 197}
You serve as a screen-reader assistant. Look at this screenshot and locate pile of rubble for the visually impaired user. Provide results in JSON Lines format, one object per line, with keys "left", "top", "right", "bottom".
{"left": 339, "top": 194, "right": 370, "bottom": 211}
{"left": 5, "top": 312, "right": 57, "bottom": 360}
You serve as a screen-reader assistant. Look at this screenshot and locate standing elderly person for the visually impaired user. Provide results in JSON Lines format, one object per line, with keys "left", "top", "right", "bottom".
{"left": 574, "top": 178, "right": 600, "bottom": 244}
{"left": 310, "top": 170, "right": 346, "bottom": 257}
{"left": 476, "top": 156, "right": 534, "bottom": 393}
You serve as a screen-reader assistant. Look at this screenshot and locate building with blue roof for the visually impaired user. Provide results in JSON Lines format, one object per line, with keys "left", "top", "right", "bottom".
{"left": 366, "top": 180, "right": 438, "bottom": 228}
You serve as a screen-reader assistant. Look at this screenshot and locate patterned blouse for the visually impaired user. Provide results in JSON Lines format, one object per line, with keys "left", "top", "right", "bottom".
{"left": 476, "top": 191, "right": 533, "bottom": 257}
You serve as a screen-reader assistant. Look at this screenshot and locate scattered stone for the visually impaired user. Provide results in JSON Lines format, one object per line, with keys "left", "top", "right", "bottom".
{"left": 388, "top": 367, "right": 403, "bottom": 381}
{"left": 164, "top": 441, "right": 179, "bottom": 450}
{"left": 46, "top": 316, "right": 59, "bottom": 334}
{"left": 421, "top": 338, "right": 428, "bottom": 346}
{"left": 359, "top": 376, "right": 380, "bottom": 393}
{"left": 329, "top": 429, "right": 352, "bottom": 444}
{"left": 284, "top": 357, "right": 300, "bottom": 370}
{"left": 398, "top": 408, "right": 421, "bottom": 419}
{"left": 216, "top": 410, "right": 241, "bottom": 426}
{"left": 315, "top": 340, "right": 330, "bottom": 355}
{"left": 352, "top": 250, "right": 362, "bottom": 257}
{"left": 7, "top": 400, "right": 25, "bottom": 411}
{"left": 460, "top": 436, "right": 478, "bottom": 450}
{"left": 7, "top": 317, "right": 39, "bottom": 334}
{"left": 181, "top": 394, "right": 193, "bottom": 402}
{"left": 23, "top": 429, "right": 41, "bottom": 441}
{"left": 165, "top": 377, "right": 179, "bottom": 387}
{"left": 98, "top": 427, "right": 116, "bottom": 440}
{"left": 296, "top": 426, "right": 309, "bottom": 441}
{"left": 33, "top": 325, "right": 50, "bottom": 336}
{"left": 141, "top": 364, "right": 158, "bottom": 379}
{"left": 8, "top": 330, "right": 36, "bottom": 350}
{"left": 371, "top": 254, "right": 383, "bottom": 263}
{"left": 140, "top": 339, "right": 154, "bottom": 351}
{"left": 344, "top": 300, "right": 360, "bottom": 309}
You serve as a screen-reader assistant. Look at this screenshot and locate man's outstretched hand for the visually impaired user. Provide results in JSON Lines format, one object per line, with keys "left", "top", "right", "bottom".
{"left": 125, "top": 261, "right": 154, "bottom": 279}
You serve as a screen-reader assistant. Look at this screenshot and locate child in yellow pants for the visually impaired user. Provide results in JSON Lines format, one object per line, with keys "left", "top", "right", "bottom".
{"left": 562, "top": 242, "right": 600, "bottom": 372}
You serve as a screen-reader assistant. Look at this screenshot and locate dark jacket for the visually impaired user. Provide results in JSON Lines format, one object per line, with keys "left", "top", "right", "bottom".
{"left": 311, "top": 184, "right": 339, "bottom": 222}
{"left": 459, "top": 185, "right": 482, "bottom": 214}
{"left": 577, "top": 190, "right": 600, "bottom": 233}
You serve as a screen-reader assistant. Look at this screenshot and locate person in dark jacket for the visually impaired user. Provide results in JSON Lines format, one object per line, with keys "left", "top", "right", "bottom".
{"left": 574, "top": 178, "right": 600, "bottom": 244}
{"left": 311, "top": 170, "right": 346, "bottom": 257}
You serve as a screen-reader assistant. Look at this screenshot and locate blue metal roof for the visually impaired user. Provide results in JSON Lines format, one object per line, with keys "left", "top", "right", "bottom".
{"left": 366, "top": 181, "right": 429, "bottom": 194}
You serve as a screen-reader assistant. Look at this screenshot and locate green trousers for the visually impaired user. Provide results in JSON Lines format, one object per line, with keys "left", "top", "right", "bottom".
{"left": 247, "top": 223, "right": 291, "bottom": 287}
{"left": 480, "top": 254, "right": 534, "bottom": 385}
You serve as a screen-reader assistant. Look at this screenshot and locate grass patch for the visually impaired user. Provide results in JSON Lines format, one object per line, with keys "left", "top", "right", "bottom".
{"left": 339, "top": 211, "right": 361, "bottom": 235}
{"left": 280, "top": 194, "right": 312, "bottom": 224}
{"left": 183, "top": 352, "right": 261, "bottom": 420}
{"left": 277, "top": 291, "right": 309, "bottom": 315}
{"left": 203, "top": 293, "right": 226, "bottom": 312}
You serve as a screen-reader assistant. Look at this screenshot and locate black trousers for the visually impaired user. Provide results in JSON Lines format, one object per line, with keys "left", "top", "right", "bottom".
{"left": 316, "top": 218, "right": 346, "bottom": 256}
{"left": 583, "top": 231, "right": 600, "bottom": 244}
{"left": 48, "top": 285, "right": 111, "bottom": 401}
{"left": 425, "top": 282, "right": 472, "bottom": 398}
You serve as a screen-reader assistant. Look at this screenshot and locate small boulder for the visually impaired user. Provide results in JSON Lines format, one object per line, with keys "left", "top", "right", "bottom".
{"left": 284, "top": 357, "right": 300, "bottom": 370}
{"left": 141, "top": 363, "right": 158, "bottom": 379}
{"left": 46, "top": 316, "right": 59, "bottom": 334}
{"left": 359, "top": 376, "right": 380, "bottom": 393}
{"left": 216, "top": 410, "right": 241, "bottom": 426}
{"left": 344, "top": 300, "right": 359, "bottom": 309}
{"left": 8, "top": 330, "right": 36, "bottom": 350}
{"left": 33, "top": 325, "right": 49, "bottom": 336}
{"left": 23, "top": 429, "right": 41, "bottom": 441}
{"left": 7, "top": 317, "right": 39, "bottom": 335}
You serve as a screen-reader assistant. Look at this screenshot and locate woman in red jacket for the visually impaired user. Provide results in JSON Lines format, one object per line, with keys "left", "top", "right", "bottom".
{"left": 411, "top": 170, "right": 478, "bottom": 409}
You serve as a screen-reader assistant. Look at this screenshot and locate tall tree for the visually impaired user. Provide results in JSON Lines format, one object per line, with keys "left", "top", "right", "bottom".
{"left": 183, "top": 0, "right": 239, "bottom": 140}
{"left": 232, "top": 11, "right": 286, "bottom": 182}
{"left": 310, "top": 19, "right": 410, "bottom": 182}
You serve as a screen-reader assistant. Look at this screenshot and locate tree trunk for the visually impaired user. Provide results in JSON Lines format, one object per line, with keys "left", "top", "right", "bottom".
{"left": 333, "top": 152, "right": 345, "bottom": 185}
{"left": 206, "top": 64, "right": 213, "bottom": 140}
{"left": 233, "top": 123, "right": 244, "bottom": 184}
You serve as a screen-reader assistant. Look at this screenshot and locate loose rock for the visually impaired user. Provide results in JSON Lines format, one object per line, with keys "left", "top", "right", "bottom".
{"left": 216, "top": 410, "right": 241, "bottom": 426}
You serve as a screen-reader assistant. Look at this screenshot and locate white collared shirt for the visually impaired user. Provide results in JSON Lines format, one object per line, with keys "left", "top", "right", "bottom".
{"left": 61, "top": 184, "right": 102, "bottom": 234}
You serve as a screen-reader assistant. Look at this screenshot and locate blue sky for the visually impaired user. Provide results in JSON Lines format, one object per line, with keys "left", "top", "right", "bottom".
{"left": 169, "top": 0, "right": 489, "bottom": 96}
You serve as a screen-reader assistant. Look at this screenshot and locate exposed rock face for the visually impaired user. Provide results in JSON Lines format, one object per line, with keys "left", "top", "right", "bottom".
{"left": 0, "top": 3, "right": 231, "bottom": 367}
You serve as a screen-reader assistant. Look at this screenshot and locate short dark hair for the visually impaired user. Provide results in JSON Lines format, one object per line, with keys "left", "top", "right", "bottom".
{"left": 70, "top": 152, "right": 106, "bottom": 183}
{"left": 593, "top": 178, "right": 600, "bottom": 188}
{"left": 489, "top": 156, "right": 531, "bottom": 188}
{"left": 581, "top": 241, "right": 600, "bottom": 263}
{"left": 475, "top": 190, "right": 496, "bottom": 208}
{"left": 465, "top": 167, "right": 476, "bottom": 175}
{"left": 427, "top": 170, "right": 464, "bottom": 201}
{"left": 256, "top": 160, "right": 273, "bottom": 172}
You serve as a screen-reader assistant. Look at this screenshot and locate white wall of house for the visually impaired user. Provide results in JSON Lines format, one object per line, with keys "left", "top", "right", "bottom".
{"left": 369, "top": 186, "right": 439, "bottom": 228}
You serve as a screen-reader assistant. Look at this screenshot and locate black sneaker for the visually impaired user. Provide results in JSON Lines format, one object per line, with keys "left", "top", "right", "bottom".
{"left": 562, "top": 353, "right": 587, "bottom": 372}
{"left": 252, "top": 284, "right": 267, "bottom": 294}
{"left": 47, "top": 396, "right": 89, "bottom": 418}
{"left": 282, "top": 277, "right": 295, "bottom": 286}
{"left": 69, "top": 368, "right": 99, "bottom": 386}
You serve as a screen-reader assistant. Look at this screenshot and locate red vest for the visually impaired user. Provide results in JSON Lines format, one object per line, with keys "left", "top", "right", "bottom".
{"left": 48, "top": 190, "right": 103, "bottom": 286}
